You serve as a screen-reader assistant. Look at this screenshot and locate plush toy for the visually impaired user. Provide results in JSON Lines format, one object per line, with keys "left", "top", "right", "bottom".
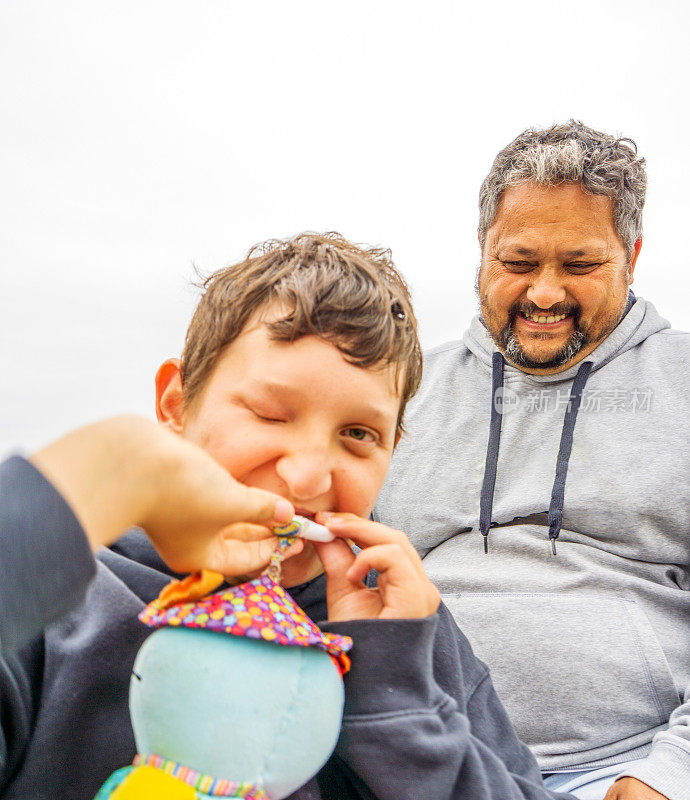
{"left": 94, "top": 520, "right": 352, "bottom": 800}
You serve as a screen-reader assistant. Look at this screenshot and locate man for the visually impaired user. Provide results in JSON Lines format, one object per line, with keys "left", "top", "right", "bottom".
{"left": 375, "top": 121, "right": 690, "bottom": 800}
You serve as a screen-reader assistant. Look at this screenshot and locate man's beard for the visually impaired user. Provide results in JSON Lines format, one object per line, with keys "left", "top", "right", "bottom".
{"left": 488, "top": 300, "right": 589, "bottom": 370}
{"left": 501, "top": 324, "right": 586, "bottom": 370}
{"left": 486, "top": 297, "right": 628, "bottom": 370}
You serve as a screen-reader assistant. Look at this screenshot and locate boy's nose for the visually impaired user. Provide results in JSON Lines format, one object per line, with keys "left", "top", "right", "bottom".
{"left": 275, "top": 449, "right": 333, "bottom": 502}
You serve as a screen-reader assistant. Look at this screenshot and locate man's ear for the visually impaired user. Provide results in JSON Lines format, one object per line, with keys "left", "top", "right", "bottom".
{"left": 394, "top": 429, "right": 403, "bottom": 448}
{"left": 628, "top": 237, "right": 643, "bottom": 284}
{"left": 155, "top": 358, "right": 185, "bottom": 433}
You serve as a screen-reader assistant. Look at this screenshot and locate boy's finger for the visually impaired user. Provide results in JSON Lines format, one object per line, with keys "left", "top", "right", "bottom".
{"left": 319, "top": 514, "right": 409, "bottom": 547}
{"left": 346, "top": 543, "right": 417, "bottom": 586}
{"left": 225, "top": 483, "right": 294, "bottom": 526}
{"left": 280, "top": 538, "right": 305, "bottom": 560}
{"left": 313, "top": 538, "right": 357, "bottom": 577}
{"left": 347, "top": 545, "right": 441, "bottom": 619}
{"left": 214, "top": 537, "right": 281, "bottom": 577}
{"left": 319, "top": 515, "right": 424, "bottom": 575}
{"left": 220, "top": 521, "right": 277, "bottom": 543}
{"left": 215, "top": 536, "right": 304, "bottom": 577}
{"left": 313, "top": 539, "right": 362, "bottom": 606}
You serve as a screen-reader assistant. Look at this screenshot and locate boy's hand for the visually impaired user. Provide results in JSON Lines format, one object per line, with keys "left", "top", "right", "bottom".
{"left": 313, "top": 513, "right": 440, "bottom": 621}
{"left": 30, "top": 415, "right": 298, "bottom": 576}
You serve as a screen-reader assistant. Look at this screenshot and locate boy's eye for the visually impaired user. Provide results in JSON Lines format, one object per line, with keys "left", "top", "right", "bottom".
{"left": 342, "top": 427, "right": 375, "bottom": 443}
{"left": 257, "top": 415, "right": 284, "bottom": 423}
{"left": 244, "top": 402, "right": 287, "bottom": 422}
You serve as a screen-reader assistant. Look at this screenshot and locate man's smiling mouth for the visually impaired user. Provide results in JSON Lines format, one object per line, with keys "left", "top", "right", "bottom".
{"left": 519, "top": 311, "right": 571, "bottom": 325}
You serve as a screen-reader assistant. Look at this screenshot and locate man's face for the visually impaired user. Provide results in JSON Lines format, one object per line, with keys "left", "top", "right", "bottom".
{"left": 477, "top": 182, "right": 640, "bottom": 373}
{"left": 159, "top": 317, "right": 401, "bottom": 582}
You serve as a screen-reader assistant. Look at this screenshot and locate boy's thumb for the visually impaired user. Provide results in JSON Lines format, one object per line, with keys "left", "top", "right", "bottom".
{"left": 226, "top": 482, "right": 294, "bottom": 527}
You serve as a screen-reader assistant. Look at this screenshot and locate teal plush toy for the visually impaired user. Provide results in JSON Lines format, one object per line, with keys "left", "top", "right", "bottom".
{"left": 94, "top": 560, "right": 352, "bottom": 800}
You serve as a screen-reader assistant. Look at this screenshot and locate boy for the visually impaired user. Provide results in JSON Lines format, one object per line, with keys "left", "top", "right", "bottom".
{"left": 0, "top": 233, "right": 568, "bottom": 799}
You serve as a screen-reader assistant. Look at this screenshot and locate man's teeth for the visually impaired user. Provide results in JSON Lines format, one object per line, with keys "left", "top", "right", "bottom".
{"left": 522, "top": 312, "right": 569, "bottom": 324}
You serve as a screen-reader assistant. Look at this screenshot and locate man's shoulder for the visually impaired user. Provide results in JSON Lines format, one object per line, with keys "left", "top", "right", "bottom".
{"left": 420, "top": 339, "right": 474, "bottom": 385}
{"left": 654, "top": 326, "right": 690, "bottom": 344}
{"left": 630, "top": 324, "right": 690, "bottom": 365}
{"left": 398, "top": 337, "right": 480, "bottom": 430}
{"left": 424, "top": 338, "right": 468, "bottom": 363}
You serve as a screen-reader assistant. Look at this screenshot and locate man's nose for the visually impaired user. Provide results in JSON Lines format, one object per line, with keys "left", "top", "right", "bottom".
{"left": 526, "top": 269, "right": 567, "bottom": 309}
{"left": 275, "top": 448, "right": 333, "bottom": 502}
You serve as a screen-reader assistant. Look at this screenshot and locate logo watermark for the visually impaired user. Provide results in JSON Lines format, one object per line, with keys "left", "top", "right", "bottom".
{"left": 493, "top": 387, "right": 653, "bottom": 415}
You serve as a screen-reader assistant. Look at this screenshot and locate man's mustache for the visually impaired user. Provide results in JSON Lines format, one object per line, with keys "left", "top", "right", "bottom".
{"left": 509, "top": 302, "right": 580, "bottom": 320}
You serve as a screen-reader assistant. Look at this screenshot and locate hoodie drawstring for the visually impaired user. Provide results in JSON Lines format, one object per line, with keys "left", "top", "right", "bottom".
{"left": 547, "top": 360, "right": 593, "bottom": 554}
{"left": 478, "top": 355, "right": 593, "bottom": 554}
{"left": 479, "top": 352, "right": 505, "bottom": 553}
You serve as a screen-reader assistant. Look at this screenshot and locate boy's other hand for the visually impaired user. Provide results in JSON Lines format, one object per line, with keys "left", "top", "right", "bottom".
{"left": 30, "top": 415, "right": 296, "bottom": 576}
{"left": 312, "top": 513, "right": 440, "bottom": 621}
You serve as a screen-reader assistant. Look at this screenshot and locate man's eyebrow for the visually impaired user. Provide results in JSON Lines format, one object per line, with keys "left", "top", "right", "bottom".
{"left": 561, "top": 248, "right": 606, "bottom": 260}
{"left": 498, "top": 245, "right": 607, "bottom": 259}
{"left": 499, "top": 246, "right": 537, "bottom": 257}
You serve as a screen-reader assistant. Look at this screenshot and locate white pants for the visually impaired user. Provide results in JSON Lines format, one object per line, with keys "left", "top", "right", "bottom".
{"left": 542, "top": 759, "right": 646, "bottom": 799}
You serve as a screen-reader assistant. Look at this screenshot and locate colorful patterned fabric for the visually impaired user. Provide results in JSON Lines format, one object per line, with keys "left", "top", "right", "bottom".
{"left": 139, "top": 574, "right": 352, "bottom": 669}
{"left": 132, "top": 754, "right": 267, "bottom": 798}
{"left": 94, "top": 761, "right": 267, "bottom": 799}
{"left": 94, "top": 765, "right": 200, "bottom": 798}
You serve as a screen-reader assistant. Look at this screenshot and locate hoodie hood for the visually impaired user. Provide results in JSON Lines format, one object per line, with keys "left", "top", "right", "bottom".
{"left": 463, "top": 296, "right": 670, "bottom": 383}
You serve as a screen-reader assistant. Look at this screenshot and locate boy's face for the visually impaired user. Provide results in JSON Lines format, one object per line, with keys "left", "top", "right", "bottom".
{"left": 157, "top": 314, "right": 402, "bottom": 583}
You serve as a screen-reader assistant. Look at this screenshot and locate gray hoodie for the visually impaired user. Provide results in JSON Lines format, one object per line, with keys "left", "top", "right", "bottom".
{"left": 374, "top": 297, "right": 690, "bottom": 800}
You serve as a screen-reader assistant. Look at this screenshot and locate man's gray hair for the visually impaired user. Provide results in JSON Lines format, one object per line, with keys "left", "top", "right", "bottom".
{"left": 478, "top": 120, "right": 647, "bottom": 259}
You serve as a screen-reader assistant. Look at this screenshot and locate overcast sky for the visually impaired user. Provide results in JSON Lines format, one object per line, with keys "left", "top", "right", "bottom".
{"left": 2, "top": 0, "right": 689, "bottom": 456}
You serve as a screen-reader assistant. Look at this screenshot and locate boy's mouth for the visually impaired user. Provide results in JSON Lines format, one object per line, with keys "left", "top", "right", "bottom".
{"left": 293, "top": 508, "right": 318, "bottom": 521}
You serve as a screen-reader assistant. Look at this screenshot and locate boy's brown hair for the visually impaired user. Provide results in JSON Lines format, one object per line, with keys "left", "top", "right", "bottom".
{"left": 181, "top": 232, "right": 422, "bottom": 433}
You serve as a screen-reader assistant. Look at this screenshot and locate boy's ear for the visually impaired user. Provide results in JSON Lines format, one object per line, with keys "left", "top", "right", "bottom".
{"left": 394, "top": 430, "right": 402, "bottom": 448}
{"left": 155, "top": 359, "right": 185, "bottom": 433}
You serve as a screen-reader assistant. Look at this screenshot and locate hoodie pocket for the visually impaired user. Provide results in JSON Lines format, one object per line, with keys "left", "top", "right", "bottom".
{"left": 442, "top": 593, "right": 679, "bottom": 766}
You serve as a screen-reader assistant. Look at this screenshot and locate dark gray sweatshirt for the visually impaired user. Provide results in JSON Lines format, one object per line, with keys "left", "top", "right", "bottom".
{"left": 0, "top": 455, "right": 572, "bottom": 800}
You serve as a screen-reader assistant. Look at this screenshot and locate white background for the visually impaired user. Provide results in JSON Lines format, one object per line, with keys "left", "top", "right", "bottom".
{"left": 2, "top": 0, "right": 689, "bottom": 456}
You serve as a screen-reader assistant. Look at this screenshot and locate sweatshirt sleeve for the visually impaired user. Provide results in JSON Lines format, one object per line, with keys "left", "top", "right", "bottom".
{"left": 0, "top": 455, "right": 97, "bottom": 654}
{"left": 615, "top": 686, "right": 690, "bottom": 800}
{"left": 321, "top": 613, "right": 573, "bottom": 800}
